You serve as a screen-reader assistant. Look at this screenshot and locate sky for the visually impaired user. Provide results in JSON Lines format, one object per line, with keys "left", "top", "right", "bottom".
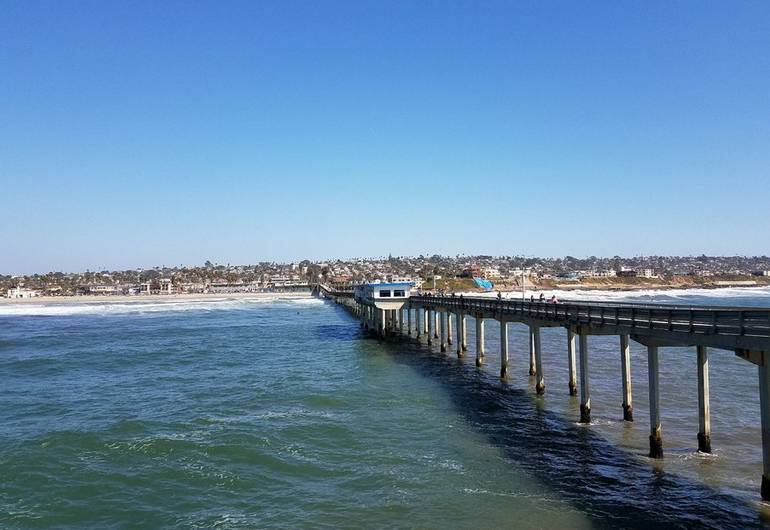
{"left": 2, "top": 1, "right": 769, "bottom": 274}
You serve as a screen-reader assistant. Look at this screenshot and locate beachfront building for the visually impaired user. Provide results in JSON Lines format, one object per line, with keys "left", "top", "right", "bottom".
{"left": 87, "top": 285, "right": 120, "bottom": 295}
{"left": 159, "top": 278, "right": 174, "bottom": 294}
{"left": 586, "top": 269, "right": 617, "bottom": 278}
{"left": 6, "top": 287, "right": 39, "bottom": 299}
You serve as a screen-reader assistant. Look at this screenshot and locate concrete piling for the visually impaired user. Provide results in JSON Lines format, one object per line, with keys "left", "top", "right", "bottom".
{"left": 475, "top": 314, "right": 485, "bottom": 367}
{"left": 620, "top": 334, "right": 633, "bottom": 421}
{"left": 648, "top": 345, "right": 663, "bottom": 458}
{"left": 427, "top": 309, "right": 434, "bottom": 345}
{"left": 407, "top": 307, "right": 412, "bottom": 336}
{"left": 440, "top": 311, "right": 447, "bottom": 352}
{"left": 579, "top": 332, "right": 591, "bottom": 423}
{"left": 697, "top": 345, "right": 711, "bottom": 453}
{"left": 456, "top": 312, "right": 464, "bottom": 357}
{"left": 529, "top": 327, "right": 537, "bottom": 376}
{"left": 758, "top": 362, "right": 770, "bottom": 500}
{"left": 533, "top": 326, "right": 544, "bottom": 395}
{"left": 500, "top": 319, "right": 509, "bottom": 379}
{"left": 567, "top": 330, "right": 577, "bottom": 396}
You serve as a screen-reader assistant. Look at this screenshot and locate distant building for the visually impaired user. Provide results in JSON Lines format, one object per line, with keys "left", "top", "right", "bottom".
{"left": 753, "top": 270, "right": 770, "bottom": 277}
{"left": 87, "top": 285, "right": 120, "bottom": 295}
{"left": 159, "top": 278, "right": 174, "bottom": 294}
{"left": 638, "top": 269, "right": 657, "bottom": 278}
{"left": 7, "top": 287, "right": 38, "bottom": 299}
{"left": 588, "top": 269, "right": 616, "bottom": 278}
{"left": 616, "top": 269, "right": 638, "bottom": 278}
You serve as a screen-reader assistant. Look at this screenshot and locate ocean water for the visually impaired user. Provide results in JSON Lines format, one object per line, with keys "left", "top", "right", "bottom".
{"left": 1, "top": 291, "right": 770, "bottom": 529}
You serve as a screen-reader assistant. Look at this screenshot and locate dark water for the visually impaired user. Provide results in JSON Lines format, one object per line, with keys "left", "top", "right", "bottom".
{"left": 1, "top": 291, "right": 770, "bottom": 528}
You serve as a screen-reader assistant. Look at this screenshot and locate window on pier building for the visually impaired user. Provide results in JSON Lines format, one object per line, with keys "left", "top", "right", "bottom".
{"left": 393, "top": 290, "right": 405, "bottom": 297}
{"left": 379, "top": 290, "right": 392, "bottom": 297}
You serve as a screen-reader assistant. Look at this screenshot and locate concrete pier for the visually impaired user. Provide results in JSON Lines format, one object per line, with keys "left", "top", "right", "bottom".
{"left": 620, "top": 334, "right": 633, "bottom": 421}
{"left": 475, "top": 314, "right": 485, "bottom": 367}
{"left": 338, "top": 287, "right": 770, "bottom": 502}
{"left": 529, "top": 327, "right": 536, "bottom": 376}
{"left": 440, "top": 311, "right": 447, "bottom": 352}
{"left": 533, "top": 326, "right": 544, "bottom": 395}
{"left": 648, "top": 345, "right": 663, "bottom": 458}
{"left": 697, "top": 345, "right": 711, "bottom": 453}
{"left": 579, "top": 332, "right": 591, "bottom": 423}
{"left": 500, "top": 319, "right": 509, "bottom": 379}
{"left": 567, "top": 330, "right": 577, "bottom": 396}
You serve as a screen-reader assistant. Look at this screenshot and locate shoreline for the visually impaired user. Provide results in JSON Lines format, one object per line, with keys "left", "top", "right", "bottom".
{"left": 0, "top": 291, "right": 313, "bottom": 305}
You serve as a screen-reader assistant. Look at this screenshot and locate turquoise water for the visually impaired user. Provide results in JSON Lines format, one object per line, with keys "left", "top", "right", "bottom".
{"left": 1, "top": 293, "right": 769, "bottom": 528}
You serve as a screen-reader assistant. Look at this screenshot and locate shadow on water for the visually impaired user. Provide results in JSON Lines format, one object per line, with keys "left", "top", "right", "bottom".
{"left": 325, "top": 305, "right": 769, "bottom": 529}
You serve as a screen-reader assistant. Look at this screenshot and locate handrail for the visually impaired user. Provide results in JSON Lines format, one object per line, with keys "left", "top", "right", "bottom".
{"left": 412, "top": 294, "right": 770, "bottom": 312}
{"left": 410, "top": 295, "right": 770, "bottom": 340}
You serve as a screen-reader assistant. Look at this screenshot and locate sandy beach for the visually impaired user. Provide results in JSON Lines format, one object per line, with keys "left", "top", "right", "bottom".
{"left": 0, "top": 291, "right": 313, "bottom": 305}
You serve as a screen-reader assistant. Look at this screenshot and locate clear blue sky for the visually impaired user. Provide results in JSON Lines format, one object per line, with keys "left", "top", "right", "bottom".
{"left": 2, "top": 1, "right": 769, "bottom": 274}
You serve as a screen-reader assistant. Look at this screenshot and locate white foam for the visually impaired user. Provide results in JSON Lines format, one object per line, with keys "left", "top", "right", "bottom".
{"left": 464, "top": 286, "right": 770, "bottom": 305}
{"left": 0, "top": 296, "right": 320, "bottom": 317}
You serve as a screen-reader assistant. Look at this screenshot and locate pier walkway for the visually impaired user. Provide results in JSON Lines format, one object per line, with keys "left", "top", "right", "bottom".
{"left": 318, "top": 285, "right": 770, "bottom": 501}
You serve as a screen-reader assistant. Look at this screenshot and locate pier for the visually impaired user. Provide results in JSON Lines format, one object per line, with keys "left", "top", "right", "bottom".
{"left": 319, "top": 283, "right": 770, "bottom": 501}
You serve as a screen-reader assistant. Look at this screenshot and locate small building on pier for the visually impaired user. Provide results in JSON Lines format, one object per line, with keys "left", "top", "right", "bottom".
{"left": 354, "top": 282, "right": 413, "bottom": 310}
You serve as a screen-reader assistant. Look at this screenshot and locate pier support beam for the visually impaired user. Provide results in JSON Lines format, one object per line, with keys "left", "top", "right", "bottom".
{"left": 759, "top": 361, "right": 770, "bottom": 500}
{"left": 567, "top": 330, "right": 577, "bottom": 396}
{"left": 399, "top": 309, "right": 404, "bottom": 334}
{"left": 433, "top": 311, "right": 439, "bottom": 339}
{"left": 697, "top": 345, "right": 711, "bottom": 453}
{"left": 460, "top": 313, "right": 468, "bottom": 353}
{"left": 440, "top": 311, "right": 447, "bottom": 352}
{"left": 529, "top": 327, "right": 537, "bottom": 376}
{"left": 533, "top": 326, "right": 544, "bottom": 394}
{"left": 579, "top": 333, "right": 591, "bottom": 423}
{"left": 378, "top": 308, "right": 386, "bottom": 339}
{"left": 500, "top": 319, "right": 508, "bottom": 379}
{"left": 475, "top": 314, "right": 485, "bottom": 367}
{"left": 621, "top": 334, "right": 633, "bottom": 421}
{"left": 427, "top": 309, "right": 434, "bottom": 345}
{"left": 416, "top": 308, "right": 422, "bottom": 337}
{"left": 648, "top": 345, "right": 663, "bottom": 458}
{"left": 447, "top": 313, "right": 453, "bottom": 345}
{"left": 407, "top": 307, "right": 412, "bottom": 336}
{"left": 456, "top": 312, "right": 464, "bottom": 357}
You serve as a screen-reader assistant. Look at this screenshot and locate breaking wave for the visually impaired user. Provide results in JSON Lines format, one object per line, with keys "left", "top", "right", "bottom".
{"left": 0, "top": 295, "right": 322, "bottom": 317}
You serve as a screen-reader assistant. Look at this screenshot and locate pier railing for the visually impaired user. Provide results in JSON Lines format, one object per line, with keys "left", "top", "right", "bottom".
{"left": 412, "top": 295, "right": 770, "bottom": 351}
